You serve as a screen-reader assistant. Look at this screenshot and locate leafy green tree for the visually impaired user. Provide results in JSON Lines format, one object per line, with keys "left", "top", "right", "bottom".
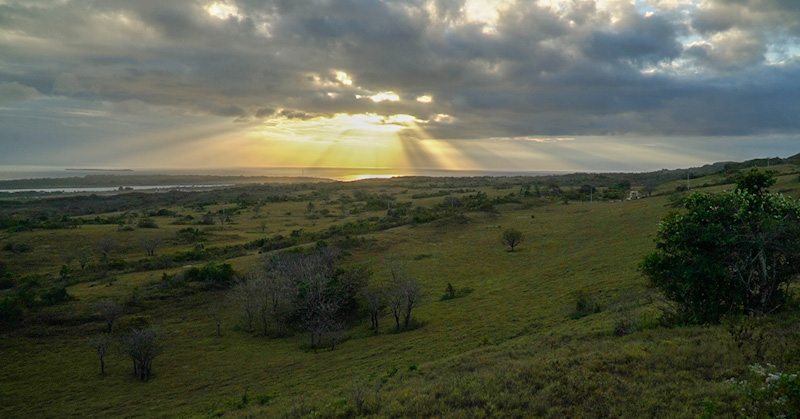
{"left": 642, "top": 170, "right": 800, "bottom": 323}
{"left": 736, "top": 168, "right": 776, "bottom": 195}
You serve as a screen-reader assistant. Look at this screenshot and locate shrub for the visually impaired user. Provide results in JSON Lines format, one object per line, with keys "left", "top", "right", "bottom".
{"left": 641, "top": 170, "right": 800, "bottom": 323}
{"left": 571, "top": 290, "right": 601, "bottom": 318}
{"left": 185, "top": 262, "right": 235, "bottom": 289}
{"left": 439, "top": 283, "right": 473, "bottom": 301}
{"left": 0, "top": 296, "right": 24, "bottom": 326}
{"left": 738, "top": 364, "right": 800, "bottom": 417}
{"left": 39, "top": 286, "right": 71, "bottom": 306}
{"left": 137, "top": 217, "right": 158, "bottom": 228}
{"left": 3, "top": 242, "right": 32, "bottom": 253}
{"left": 613, "top": 315, "right": 636, "bottom": 336}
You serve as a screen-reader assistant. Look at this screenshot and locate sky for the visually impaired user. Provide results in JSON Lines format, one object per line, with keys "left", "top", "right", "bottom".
{"left": 0, "top": 0, "right": 799, "bottom": 173}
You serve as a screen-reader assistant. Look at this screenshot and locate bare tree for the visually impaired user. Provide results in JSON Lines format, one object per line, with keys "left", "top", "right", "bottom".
{"left": 361, "top": 285, "right": 383, "bottom": 333}
{"left": 142, "top": 237, "right": 162, "bottom": 257}
{"left": 233, "top": 276, "right": 261, "bottom": 332}
{"left": 267, "top": 249, "right": 342, "bottom": 348}
{"left": 96, "top": 238, "right": 115, "bottom": 263}
{"left": 400, "top": 278, "right": 421, "bottom": 329}
{"left": 387, "top": 262, "right": 422, "bottom": 331}
{"left": 300, "top": 272, "right": 343, "bottom": 349}
{"left": 89, "top": 333, "right": 113, "bottom": 375}
{"left": 121, "top": 328, "right": 162, "bottom": 381}
{"left": 95, "top": 299, "right": 124, "bottom": 333}
{"left": 501, "top": 228, "right": 523, "bottom": 252}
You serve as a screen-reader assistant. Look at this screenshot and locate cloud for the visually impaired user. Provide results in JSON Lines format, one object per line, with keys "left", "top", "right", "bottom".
{"left": 0, "top": 82, "right": 39, "bottom": 104}
{"left": 0, "top": 0, "right": 798, "bottom": 168}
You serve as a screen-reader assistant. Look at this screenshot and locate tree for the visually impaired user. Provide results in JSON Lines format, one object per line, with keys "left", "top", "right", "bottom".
{"left": 386, "top": 262, "right": 422, "bottom": 331}
{"left": 401, "top": 279, "right": 421, "bottom": 329}
{"left": 89, "top": 334, "right": 113, "bottom": 376}
{"left": 121, "top": 328, "right": 162, "bottom": 381}
{"left": 95, "top": 299, "right": 123, "bottom": 333}
{"left": 642, "top": 170, "right": 800, "bottom": 323}
{"left": 233, "top": 276, "right": 261, "bottom": 332}
{"left": 96, "top": 238, "right": 115, "bottom": 263}
{"left": 361, "top": 285, "right": 383, "bottom": 333}
{"left": 736, "top": 168, "right": 776, "bottom": 196}
{"left": 217, "top": 209, "right": 227, "bottom": 226}
{"left": 142, "top": 237, "right": 162, "bottom": 257}
{"left": 501, "top": 228, "right": 523, "bottom": 252}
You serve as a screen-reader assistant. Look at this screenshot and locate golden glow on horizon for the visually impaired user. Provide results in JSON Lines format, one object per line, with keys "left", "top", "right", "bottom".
{"left": 241, "top": 112, "right": 463, "bottom": 170}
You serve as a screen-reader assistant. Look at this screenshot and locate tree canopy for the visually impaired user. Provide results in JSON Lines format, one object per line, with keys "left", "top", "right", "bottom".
{"left": 642, "top": 170, "right": 800, "bottom": 323}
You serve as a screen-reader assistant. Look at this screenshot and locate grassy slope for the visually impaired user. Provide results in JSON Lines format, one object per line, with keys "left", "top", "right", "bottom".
{"left": 1, "top": 171, "right": 799, "bottom": 417}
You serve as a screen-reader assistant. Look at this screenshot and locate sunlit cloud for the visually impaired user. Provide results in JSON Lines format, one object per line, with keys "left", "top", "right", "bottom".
{"left": 430, "top": 114, "right": 455, "bottom": 124}
{"left": 0, "top": 0, "right": 798, "bottom": 171}
{"left": 334, "top": 70, "right": 353, "bottom": 86}
{"left": 205, "top": 2, "right": 242, "bottom": 20}
{"left": 366, "top": 91, "right": 400, "bottom": 103}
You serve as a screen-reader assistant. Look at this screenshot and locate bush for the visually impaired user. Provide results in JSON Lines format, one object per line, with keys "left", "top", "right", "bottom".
{"left": 439, "top": 283, "right": 473, "bottom": 301}
{"left": 39, "top": 286, "right": 71, "bottom": 306}
{"left": 571, "top": 290, "right": 601, "bottom": 318}
{"left": 108, "top": 259, "right": 129, "bottom": 270}
{"left": 738, "top": 364, "right": 800, "bottom": 417}
{"left": 184, "top": 262, "right": 235, "bottom": 289}
{"left": 137, "top": 217, "right": 158, "bottom": 229}
{"left": 613, "top": 315, "right": 636, "bottom": 336}
{"left": 0, "top": 296, "right": 24, "bottom": 326}
{"left": 3, "top": 242, "right": 32, "bottom": 253}
{"left": 641, "top": 170, "right": 800, "bottom": 323}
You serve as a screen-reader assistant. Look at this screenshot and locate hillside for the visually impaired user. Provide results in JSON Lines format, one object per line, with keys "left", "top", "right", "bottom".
{"left": 0, "top": 161, "right": 799, "bottom": 417}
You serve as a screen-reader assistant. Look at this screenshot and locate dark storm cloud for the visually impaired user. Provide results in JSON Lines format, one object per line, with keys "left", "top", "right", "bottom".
{"left": 0, "top": 0, "right": 798, "bottom": 144}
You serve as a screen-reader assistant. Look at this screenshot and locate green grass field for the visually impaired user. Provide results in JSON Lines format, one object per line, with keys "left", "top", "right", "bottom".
{"left": 1, "top": 168, "right": 799, "bottom": 417}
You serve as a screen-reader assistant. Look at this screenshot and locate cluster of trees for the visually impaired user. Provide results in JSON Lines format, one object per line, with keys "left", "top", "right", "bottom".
{"left": 89, "top": 299, "right": 162, "bottom": 381}
{"left": 643, "top": 170, "right": 800, "bottom": 323}
{"left": 232, "top": 249, "right": 423, "bottom": 349}
{"left": 234, "top": 248, "right": 362, "bottom": 348}
{"left": 0, "top": 275, "right": 72, "bottom": 328}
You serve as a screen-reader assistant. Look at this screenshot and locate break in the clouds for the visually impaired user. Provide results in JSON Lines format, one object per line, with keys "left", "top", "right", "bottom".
{"left": 0, "top": 0, "right": 798, "bottom": 170}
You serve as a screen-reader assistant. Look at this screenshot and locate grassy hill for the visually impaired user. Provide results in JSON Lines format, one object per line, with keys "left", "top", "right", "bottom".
{"left": 1, "top": 163, "right": 799, "bottom": 417}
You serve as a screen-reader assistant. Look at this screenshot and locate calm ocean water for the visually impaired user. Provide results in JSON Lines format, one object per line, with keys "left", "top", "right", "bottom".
{"left": 0, "top": 166, "right": 565, "bottom": 183}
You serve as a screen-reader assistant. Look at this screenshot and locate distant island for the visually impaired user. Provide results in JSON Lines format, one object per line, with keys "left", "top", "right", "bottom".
{"left": 65, "top": 168, "right": 135, "bottom": 172}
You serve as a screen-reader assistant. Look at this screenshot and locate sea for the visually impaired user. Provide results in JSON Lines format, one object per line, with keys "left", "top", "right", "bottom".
{"left": 0, "top": 165, "right": 566, "bottom": 193}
